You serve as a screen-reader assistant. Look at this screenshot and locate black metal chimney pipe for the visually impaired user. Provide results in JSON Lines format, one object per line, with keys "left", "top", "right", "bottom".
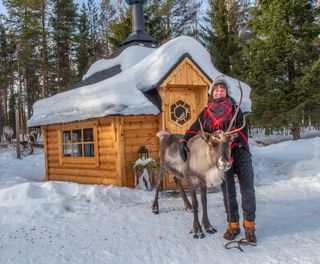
{"left": 119, "top": 0, "right": 157, "bottom": 49}
{"left": 126, "top": 0, "right": 146, "bottom": 32}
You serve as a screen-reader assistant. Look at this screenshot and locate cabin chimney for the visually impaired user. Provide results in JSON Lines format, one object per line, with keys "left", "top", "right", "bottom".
{"left": 129, "top": 0, "right": 145, "bottom": 32}
{"left": 120, "top": 0, "right": 158, "bottom": 47}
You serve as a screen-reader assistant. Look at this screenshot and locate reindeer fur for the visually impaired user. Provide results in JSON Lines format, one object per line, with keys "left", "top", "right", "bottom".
{"left": 152, "top": 130, "right": 234, "bottom": 239}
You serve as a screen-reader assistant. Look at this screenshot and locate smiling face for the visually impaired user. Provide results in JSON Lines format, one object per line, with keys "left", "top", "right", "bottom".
{"left": 212, "top": 84, "right": 227, "bottom": 99}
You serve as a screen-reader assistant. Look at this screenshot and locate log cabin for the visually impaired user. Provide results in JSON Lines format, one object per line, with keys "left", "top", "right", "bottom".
{"left": 28, "top": 0, "right": 252, "bottom": 189}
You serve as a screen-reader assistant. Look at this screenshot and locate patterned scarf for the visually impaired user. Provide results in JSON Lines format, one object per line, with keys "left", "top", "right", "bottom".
{"left": 204, "top": 97, "right": 233, "bottom": 132}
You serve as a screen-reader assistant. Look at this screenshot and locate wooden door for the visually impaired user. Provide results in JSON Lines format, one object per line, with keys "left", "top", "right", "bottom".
{"left": 162, "top": 87, "right": 202, "bottom": 189}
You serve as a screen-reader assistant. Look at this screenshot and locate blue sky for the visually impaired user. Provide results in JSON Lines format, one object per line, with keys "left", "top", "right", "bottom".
{"left": 0, "top": 0, "right": 5, "bottom": 14}
{"left": 0, "top": 0, "right": 208, "bottom": 19}
{"left": 0, "top": 0, "right": 85, "bottom": 14}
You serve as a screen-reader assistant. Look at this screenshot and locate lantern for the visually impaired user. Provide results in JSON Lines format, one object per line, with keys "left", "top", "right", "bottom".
{"left": 138, "top": 146, "right": 148, "bottom": 160}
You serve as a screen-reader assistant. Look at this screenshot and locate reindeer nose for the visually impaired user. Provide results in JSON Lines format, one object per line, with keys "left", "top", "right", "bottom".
{"left": 218, "top": 157, "right": 231, "bottom": 171}
{"left": 224, "top": 162, "right": 231, "bottom": 171}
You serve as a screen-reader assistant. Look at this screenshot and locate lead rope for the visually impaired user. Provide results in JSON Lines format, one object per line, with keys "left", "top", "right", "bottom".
{"left": 224, "top": 173, "right": 256, "bottom": 252}
{"left": 225, "top": 238, "right": 257, "bottom": 252}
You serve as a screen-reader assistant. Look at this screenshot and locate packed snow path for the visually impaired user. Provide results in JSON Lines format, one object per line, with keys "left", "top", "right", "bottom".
{"left": 0, "top": 137, "right": 319, "bottom": 264}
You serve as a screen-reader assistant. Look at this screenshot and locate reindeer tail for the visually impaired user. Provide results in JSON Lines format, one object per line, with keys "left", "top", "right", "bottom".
{"left": 156, "top": 131, "right": 170, "bottom": 139}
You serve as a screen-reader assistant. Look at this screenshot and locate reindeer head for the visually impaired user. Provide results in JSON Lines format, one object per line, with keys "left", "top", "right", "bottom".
{"left": 199, "top": 130, "right": 238, "bottom": 171}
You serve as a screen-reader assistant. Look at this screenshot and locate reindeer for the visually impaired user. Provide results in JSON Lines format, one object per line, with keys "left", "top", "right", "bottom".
{"left": 152, "top": 82, "right": 245, "bottom": 239}
{"left": 3, "top": 126, "right": 14, "bottom": 143}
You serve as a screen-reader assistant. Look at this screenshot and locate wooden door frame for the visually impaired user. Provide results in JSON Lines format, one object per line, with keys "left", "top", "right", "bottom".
{"left": 159, "top": 84, "right": 208, "bottom": 189}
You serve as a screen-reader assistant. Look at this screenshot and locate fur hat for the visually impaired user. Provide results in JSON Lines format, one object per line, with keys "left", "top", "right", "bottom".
{"left": 208, "top": 76, "right": 231, "bottom": 96}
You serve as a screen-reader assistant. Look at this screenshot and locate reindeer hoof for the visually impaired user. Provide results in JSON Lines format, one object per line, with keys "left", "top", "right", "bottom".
{"left": 193, "top": 233, "right": 205, "bottom": 239}
{"left": 190, "top": 229, "right": 205, "bottom": 239}
{"left": 152, "top": 207, "right": 159, "bottom": 214}
{"left": 205, "top": 227, "right": 217, "bottom": 234}
{"left": 184, "top": 206, "right": 193, "bottom": 213}
{"left": 152, "top": 202, "right": 159, "bottom": 214}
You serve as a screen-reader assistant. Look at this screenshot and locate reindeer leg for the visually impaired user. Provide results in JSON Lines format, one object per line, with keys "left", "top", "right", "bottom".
{"left": 151, "top": 168, "right": 166, "bottom": 214}
{"left": 173, "top": 176, "right": 192, "bottom": 212}
{"left": 188, "top": 180, "right": 204, "bottom": 239}
{"left": 200, "top": 182, "right": 217, "bottom": 234}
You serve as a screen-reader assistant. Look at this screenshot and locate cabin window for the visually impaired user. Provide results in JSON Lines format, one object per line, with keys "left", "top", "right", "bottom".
{"left": 170, "top": 100, "right": 191, "bottom": 125}
{"left": 62, "top": 128, "right": 95, "bottom": 158}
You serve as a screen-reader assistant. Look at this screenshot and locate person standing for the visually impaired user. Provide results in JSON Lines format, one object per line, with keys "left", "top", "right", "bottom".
{"left": 179, "top": 76, "right": 256, "bottom": 243}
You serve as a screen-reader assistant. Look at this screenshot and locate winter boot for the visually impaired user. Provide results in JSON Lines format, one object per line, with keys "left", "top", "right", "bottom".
{"left": 223, "top": 222, "right": 240, "bottom": 240}
{"left": 243, "top": 219, "right": 257, "bottom": 243}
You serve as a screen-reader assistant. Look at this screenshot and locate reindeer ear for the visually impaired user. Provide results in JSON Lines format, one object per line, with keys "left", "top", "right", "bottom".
{"left": 209, "top": 135, "right": 222, "bottom": 148}
{"left": 211, "top": 137, "right": 220, "bottom": 147}
{"left": 205, "top": 133, "right": 212, "bottom": 142}
{"left": 213, "top": 130, "right": 225, "bottom": 141}
{"left": 200, "top": 132, "right": 210, "bottom": 142}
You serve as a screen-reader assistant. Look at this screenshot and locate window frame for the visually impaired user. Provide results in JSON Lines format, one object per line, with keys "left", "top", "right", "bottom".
{"left": 58, "top": 122, "right": 99, "bottom": 166}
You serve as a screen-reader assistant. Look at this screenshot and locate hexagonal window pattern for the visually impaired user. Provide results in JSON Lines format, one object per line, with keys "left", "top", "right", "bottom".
{"left": 170, "top": 100, "right": 191, "bottom": 125}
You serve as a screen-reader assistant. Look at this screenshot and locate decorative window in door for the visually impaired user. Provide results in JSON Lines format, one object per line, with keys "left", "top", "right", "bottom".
{"left": 170, "top": 100, "right": 191, "bottom": 125}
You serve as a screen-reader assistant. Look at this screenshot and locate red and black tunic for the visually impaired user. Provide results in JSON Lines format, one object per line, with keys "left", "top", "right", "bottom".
{"left": 182, "top": 96, "right": 249, "bottom": 152}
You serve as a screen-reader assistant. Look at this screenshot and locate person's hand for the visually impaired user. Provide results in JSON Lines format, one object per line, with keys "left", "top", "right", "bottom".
{"left": 179, "top": 140, "right": 189, "bottom": 161}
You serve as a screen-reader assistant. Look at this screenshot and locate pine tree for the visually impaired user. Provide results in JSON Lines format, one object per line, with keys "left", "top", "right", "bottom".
{"left": 107, "top": 7, "right": 132, "bottom": 51}
{"left": 0, "top": 18, "right": 17, "bottom": 130}
{"left": 0, "top": 18, "right": 8, "bottom": 134}
{"left": 5, "top": 31, "right": 17, "bottom": 133}
{"left": 87, "top": 0, "right": 101, "bottom": 65}
{"left": 98, "top": 0, "right": 116, "bottom": 57}
{"left": 3, "top": 0, "right": 43, "bottom": 125}
{"left": 247, "top": 0, "right": 320, "bottom": 139}
{"left": 41, "top": 0, "right": 49, "bottom": 98}
{"left": 297, "top": 7, "right": 320, "bottom": 129}
{"left": 226, "top": 0, "right": 251, "bottom": 79}
{"left": 76, "top": 3, "right": 90, "bottom": 79}
{"left": 201, "top": 0, "right": 229, "bottom": 73}
{"left": 201, "top": 0, "right": 250, "bottom": 77}
{"left": 107, "top": 0, "right": 200, "bottom": 52}
{"left": 162, "top": 0, "right": 201, "bottom": 38}
{"left": 49, "top": 0, "right": 78, "bottom": 93}
{"left": 296, "top": 59, "right": 320, "bottom": 129}
{"left": 144, "top": 0, "right": 168, "bottom": 43}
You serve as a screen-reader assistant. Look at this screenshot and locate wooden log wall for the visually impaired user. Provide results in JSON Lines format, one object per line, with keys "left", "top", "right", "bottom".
{"left": 45, "top": 118, "right": 120, "bottom": 186}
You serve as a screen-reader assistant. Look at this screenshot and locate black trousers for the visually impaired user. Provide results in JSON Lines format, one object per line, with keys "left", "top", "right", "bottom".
{"left": 221, "top": 147, "right": 256, "bottom": 223}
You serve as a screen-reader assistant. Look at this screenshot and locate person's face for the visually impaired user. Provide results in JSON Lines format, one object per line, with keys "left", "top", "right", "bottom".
{"left": 212, "top": 84, "right": 227, "bottom": 99}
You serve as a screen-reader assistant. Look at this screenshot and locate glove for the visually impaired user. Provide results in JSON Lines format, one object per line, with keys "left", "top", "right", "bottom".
{"left": 179, "top": 140, "right": 189, "bottom": 161}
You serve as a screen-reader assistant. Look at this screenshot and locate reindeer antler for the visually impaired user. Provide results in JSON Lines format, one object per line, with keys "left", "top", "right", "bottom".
{"left": 198, "top": 118, "right": 204, "bottom": 134}
{"left": 198, "top": 118, "right": 207, "bottom": 140}
{"left": 225, "top": 115, "right": 246, "bottom": 135}
{"left": 225, "top": 80, "right": 244, "bottom": 135}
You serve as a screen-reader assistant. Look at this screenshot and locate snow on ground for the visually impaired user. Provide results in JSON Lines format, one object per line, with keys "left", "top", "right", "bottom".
{"left": 251, "top": 128, "right": 320, "bottom": 145}
{"left": 0, "top": 136, "right": 320, "bottom": 264}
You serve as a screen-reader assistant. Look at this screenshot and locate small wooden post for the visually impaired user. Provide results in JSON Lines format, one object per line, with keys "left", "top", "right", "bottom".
{"left": 15, "top": 109, "right": 20, "bottom": 159}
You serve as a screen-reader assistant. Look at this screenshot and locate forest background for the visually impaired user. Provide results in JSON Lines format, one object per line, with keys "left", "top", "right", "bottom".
{"left": 0, "top": 0, "right": 319, "bottom": 140}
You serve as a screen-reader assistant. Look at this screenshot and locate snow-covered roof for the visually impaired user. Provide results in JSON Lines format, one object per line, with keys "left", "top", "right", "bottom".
{"left": 28, "top": 36, "right": 252, "bottom": 127}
